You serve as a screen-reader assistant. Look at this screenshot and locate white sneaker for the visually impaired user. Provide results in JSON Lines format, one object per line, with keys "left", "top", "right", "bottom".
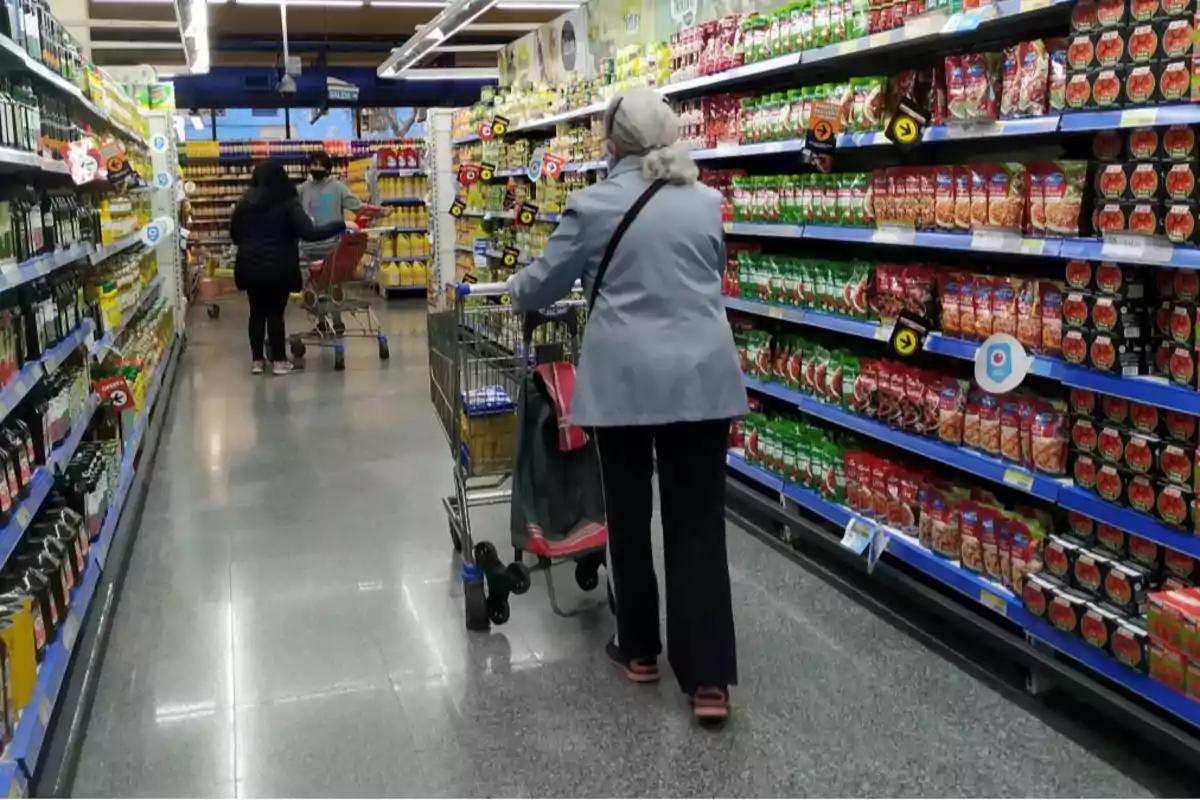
{"left": 272, "top": 361, "right": 296, "bottom": 376}
{"left": 251, "top": 360, "right": 265, "bottom": 375}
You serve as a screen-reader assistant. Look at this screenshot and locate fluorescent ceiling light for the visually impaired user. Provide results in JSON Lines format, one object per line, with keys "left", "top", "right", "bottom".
{"left": 190, "top": 114, "right": 205, "bottom": 129}
{"left": 402, "top": 67, "right": 497, "bottom": 80}
{"left": 236, "top": 0, "right": 365, "bottom": 4}
{"left": 367, "top": 0, "right": 447, "bottom": 5}
{"left": 432, "top": 43, "right": 503, "bottom": 52}
{"left": 424, "top": 26, "right": 445, "bottom": 40}
{"left": 379, "top": 0, "right": 499, "bottom": 77}
{"left": 410, "top": 21, "right": 534, "bottom": 31}
{"left": 495, "top": 1, "right": 579, "bottom": 6}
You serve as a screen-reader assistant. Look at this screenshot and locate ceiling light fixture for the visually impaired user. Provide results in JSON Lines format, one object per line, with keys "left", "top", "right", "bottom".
{"left": 494, "top": 1, "right": 580, "bottom": 7}
{"left": 377, "top": 0, "right": 498, "bottom": 78}
{"left": 401, "top": 67, "right": 498, "bottom": 80}
{"left": 176, "top": 0, "right": 211, "bottom": 75}
{"left": 236, "top": 0, "right": 365, "bottom": 5}
{"left": 367, "top": 0, "right": 447, "bottom": 5}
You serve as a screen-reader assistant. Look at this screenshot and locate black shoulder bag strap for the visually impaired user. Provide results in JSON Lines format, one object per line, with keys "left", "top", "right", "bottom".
{"left": 587, "top": 179, "right": 668, "bottom": 313}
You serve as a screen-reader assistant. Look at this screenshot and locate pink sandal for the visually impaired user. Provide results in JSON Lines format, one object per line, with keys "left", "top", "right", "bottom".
{"left": 691, "top": 687, "right": 730, "bottom": 723}
{"left": 605, "top": 636, "right": 660, "bottom": 683}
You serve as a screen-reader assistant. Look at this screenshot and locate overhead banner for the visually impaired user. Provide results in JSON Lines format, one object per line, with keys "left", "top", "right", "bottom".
{"left": 499, "top": 7, "right": 591, "bottom": 87}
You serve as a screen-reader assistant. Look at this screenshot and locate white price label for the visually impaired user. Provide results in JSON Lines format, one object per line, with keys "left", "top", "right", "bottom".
{"left": 0, "top": 262, "right": 20, "bottom": 283}
{"left": 873, "top": 227, "right": 916, "bottom": 246}
{"left": 1020, "top": 238, "right": 1046, "bottom": 255}
{"left": 841, "top": 517, "right": 876, "bottom": 555}
{"left": 866, "top": 527, "right": 890, "bottom": 574}
{"left": 37, "top": 697, "right": 50, "bottom": 726}
{"left": 16, "top": 507, "right": 30, "bottom": 528}
{"left": 874, "top": 324, "right": 894, "bottom": 342}
{"left": 1101, "top": 234, "right": 1174, "bottom": 265}
{"left": 767, "top": 306, "right": 785, "bottom": 319}
{"left": 970, "top": 230, "right": 1023, "bottom": 253}
{"left": 62, "top": 612, "right": 79, "bottom": 650}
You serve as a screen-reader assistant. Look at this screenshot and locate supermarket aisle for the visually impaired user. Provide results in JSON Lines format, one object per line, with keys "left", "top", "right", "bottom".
{"left": 69, "top": 298, "right": 1174, "bottom": 798}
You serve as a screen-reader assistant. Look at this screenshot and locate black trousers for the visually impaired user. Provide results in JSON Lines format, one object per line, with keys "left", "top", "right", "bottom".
{"left": 246, "top": 286, "right": 290, "bottom": 362}
{"left": 596, "top": 419, "right": 738, "bottom": 693}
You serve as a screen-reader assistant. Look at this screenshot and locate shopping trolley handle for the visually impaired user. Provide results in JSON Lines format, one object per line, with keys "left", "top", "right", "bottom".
{"left": 457, "top": 280, "right": 583, "bottom": 298}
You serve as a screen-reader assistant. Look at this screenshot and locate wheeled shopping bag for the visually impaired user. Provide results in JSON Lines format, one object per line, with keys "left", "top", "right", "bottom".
{"left": 429, "top": 283, "right": 608, "bottom": 630}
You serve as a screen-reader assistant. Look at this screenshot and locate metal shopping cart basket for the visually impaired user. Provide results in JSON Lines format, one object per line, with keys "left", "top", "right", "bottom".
{"left": 428, "top": 281, "right": 607, "bottom": 631}
{"left": 289, "top": 229, "right": 389, "bottom": 371}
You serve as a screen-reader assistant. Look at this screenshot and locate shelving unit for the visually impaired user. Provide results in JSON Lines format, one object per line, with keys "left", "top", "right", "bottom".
{"left": 437, "top": 0, "right": 1200, "bottom": 760}
{"left": 0, "top": 42, "right": 185, "bottom": 778}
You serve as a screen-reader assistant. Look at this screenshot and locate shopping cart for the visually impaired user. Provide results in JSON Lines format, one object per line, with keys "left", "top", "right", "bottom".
{"left": 289, "top": 208, "right": 390, "bottom": 371}
{"left": 428, "top": 281, "right": 607, "bottom": 631}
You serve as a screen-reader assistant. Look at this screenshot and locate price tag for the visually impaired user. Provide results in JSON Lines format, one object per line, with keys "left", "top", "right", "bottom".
{"left": 866, "top": 526, "right": 890, "bottom": 574}
{"left": 970, "top": 229, "right": 1024, "bottom": 253}
{"left": 1018, "top": 0, "right": 1050, "bottom": 10}
{"left": 980, "top": 588, "right": 1009, "bottom": 615}
{"left": 1002, "top": 468, "right": 1035, "bottom": 491}
{"left": 1020, "top": 238, "right": 1046, "bottom": 255}
{"left": 873, "top": 226, "right": 916, "bottom": 246}
{"left": 14, "top": 380, "right": 25, "bottom": 396}
{"left": 874, "top": 324, "right": 894, "bottom": 342}
{"left": 723, "top": 222, "right": 734, "bottom": 234}
{"left": 15, "top": 507, "right": 29, "bottom": 528}
{"left": 1120, "top": 108, "right": 1158, "bottom": 128}
{"left": 0, "top": 262, "right": 19, "bottom": 284}
{"left": 1101, "top": 233, "right": 1174, "bottom": 264}
{"left": 37, "top": 697, "right": 50, "bottom": 726}
{"left": 840, "top": 517, "right": 876, "bottom": 555}
{"left": 767, "top": 306, "right": 785, "bottom": 319}
{"left": 836, "top": 39, "right": 859, "bottom": 56}
{"left": 62, "top": 612, "right": 79, "bottom": 650}
{"left": 868, "top": 31, "right": 891, "bottom": 48}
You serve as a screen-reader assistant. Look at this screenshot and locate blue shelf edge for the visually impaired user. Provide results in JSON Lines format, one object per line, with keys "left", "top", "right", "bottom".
{"left": 94, "top": 337, "right": 173, "bottom": 569}
{"left": 1057, "top": 485, "right": 1200, "bottom": 560}
{"left": 2, "top": 242, "right": 95, "bottom": 293}
{"left": 742, "top": 374, "right": 1062, "bottom": 501}
{"left": 8, "top": 561, "right": 101, "bottom": 777}
{"left": 726, "top": 451, "right": 1200, "bottom": 732}
{"left": 89, "top": 234, "right": 140, "bottom": 266}
{"left": 723, "top": 296, "right": 885, "bottom": 339}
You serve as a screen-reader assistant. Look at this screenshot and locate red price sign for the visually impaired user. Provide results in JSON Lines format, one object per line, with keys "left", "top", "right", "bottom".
{"left": 96, "top": 375, "right": 135, "bottom": 411}
{"left": 478, "top": 119, "right": 494, "bottom": 141}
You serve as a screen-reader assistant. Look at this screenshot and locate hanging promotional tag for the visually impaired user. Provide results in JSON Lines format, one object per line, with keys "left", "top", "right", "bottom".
{"left": 477, "top": 119, "right": 494, "bottom": 141}
{"left": 95, "top": 375, "right": 135, "bottom": 411}
{"left": 542, "top": 153, "right": 567, "bottom": 180}
{"left": 449, "top": 198, "right": 466, "bottom": 218}
{"left": 527, "top": 147, "right": 546, "bottom": 182}
{"left": 975, "top": 333, "right": 1031, "bottom": 394}
{"left": 457, "top": 164, "right": 480, "bottom": 185}
{"left": 502, "top": 247, "right": 520, "bottom": 268}
{"left": 889, "top": 311, "right": 930, "bottom": 359}
{"left": 491, "top": 115, "right": 510, "bottom": 137}
{"left": 479, "top": 163, "right": 496, "bottom": 182}
{"left": 515, "top": 203, "right": 539, "bottom": 227}
{"left": 885, "top": 97, "right": 929, "bottom": 150}
{"left": 804, "top": 100, "right": 842, "bottom": 157}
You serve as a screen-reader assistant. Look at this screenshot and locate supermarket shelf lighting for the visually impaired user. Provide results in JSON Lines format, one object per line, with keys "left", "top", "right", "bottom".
{"left": 376, "top": 0, "right": 498, "bottom": 78}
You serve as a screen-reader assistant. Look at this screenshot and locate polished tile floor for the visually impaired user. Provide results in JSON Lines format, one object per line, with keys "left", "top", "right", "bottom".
{"left": 70, "top": 298, "right": 1179, "bottom": 797}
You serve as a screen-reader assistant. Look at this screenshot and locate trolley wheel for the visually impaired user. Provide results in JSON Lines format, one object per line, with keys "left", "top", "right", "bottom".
{"left": 334, "top": 350, "right": 346, "bottom": 371}
{"left": 465, "top": 579, "right": 489, "bottom": 631}
{"left": 448, "top": 521, "right": 462, "bottom": 552}
{"left": 575, "top": 562, "right": 599, "bottom": 592}
{"left": 487, "top": 595, "right": 510, "bottom": 626}
{"left": 290, "top": 338, "right": 306, "bottom": 359}
{"left": 206, "top": 304, "right": 219, "bottom": 320}
{"left": 378, "top": 338, "right": 390, "bottom": 361}
{"left": 333, "top": 321, "right": 347, "bottom": 337}
{"left": 506, "top": 562, "right": 531, "bottom": 595}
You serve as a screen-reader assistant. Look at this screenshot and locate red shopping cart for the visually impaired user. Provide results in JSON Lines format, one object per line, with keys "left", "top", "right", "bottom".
{"left": 289, "top": 207, "right": 390, "bottom": 371}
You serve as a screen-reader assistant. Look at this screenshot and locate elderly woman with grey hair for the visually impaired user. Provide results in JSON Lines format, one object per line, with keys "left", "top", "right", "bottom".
{"left": 508, "top": 88, "right": 747, "bottom": 723}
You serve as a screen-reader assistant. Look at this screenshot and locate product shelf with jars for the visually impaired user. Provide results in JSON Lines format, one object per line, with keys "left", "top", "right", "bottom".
{"left": 432, "top": 0, "right": 1200, "bottom": 758}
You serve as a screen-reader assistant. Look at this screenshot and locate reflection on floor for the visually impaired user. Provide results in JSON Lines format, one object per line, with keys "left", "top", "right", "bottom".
{"left": 70, "top": 297, "right": 1173, "bottom": 798}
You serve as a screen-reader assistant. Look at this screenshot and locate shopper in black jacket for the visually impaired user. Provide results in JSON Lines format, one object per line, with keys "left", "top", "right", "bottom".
{"left": 231, "top": 160, "right": 347, "bottom": 375}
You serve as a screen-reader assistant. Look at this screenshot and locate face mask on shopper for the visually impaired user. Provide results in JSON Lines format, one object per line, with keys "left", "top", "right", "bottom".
{"left": 310, "top": 170, "right": 328, "bottom": 181}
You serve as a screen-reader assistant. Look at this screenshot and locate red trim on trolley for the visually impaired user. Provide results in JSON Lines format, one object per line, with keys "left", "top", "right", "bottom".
{"left": 524, "top": 521, "right": 607, "bottom": 558}
{"left": 534, "top": 362, "right": 589, "bottom": 452}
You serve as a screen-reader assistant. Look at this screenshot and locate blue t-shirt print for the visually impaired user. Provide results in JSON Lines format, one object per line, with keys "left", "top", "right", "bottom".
{"left": 310, "top": 187, "right": 339, "bottom": 224}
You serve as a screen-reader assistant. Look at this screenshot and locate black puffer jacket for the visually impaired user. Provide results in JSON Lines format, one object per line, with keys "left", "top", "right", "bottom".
{"left": 230, "top": 187, "right": 346, "bottom": 292}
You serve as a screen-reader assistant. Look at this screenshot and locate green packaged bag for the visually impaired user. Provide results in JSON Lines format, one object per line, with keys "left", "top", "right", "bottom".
{"left": 841, "top": 354, "right": 861, "bottom": 409}
{"left": 813, "top": 0, "right": 831, "bottom": 47}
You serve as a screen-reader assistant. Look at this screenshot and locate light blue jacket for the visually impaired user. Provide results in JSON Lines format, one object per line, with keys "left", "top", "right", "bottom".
{"left": 509, "top": 155, "right": 748, "bottom": 428}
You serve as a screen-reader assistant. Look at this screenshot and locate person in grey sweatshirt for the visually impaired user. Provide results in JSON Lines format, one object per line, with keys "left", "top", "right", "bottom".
{"left": 298, "top": 152, "right": 363, "bottom": 262}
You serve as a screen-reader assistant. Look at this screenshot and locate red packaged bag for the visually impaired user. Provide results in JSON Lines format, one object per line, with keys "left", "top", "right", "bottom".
{"left": 1019, "top": 40, "right": 1051, "bottom": 116}
{"left": 1001, "top": 44, "right": 1021, "bottom": 117}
